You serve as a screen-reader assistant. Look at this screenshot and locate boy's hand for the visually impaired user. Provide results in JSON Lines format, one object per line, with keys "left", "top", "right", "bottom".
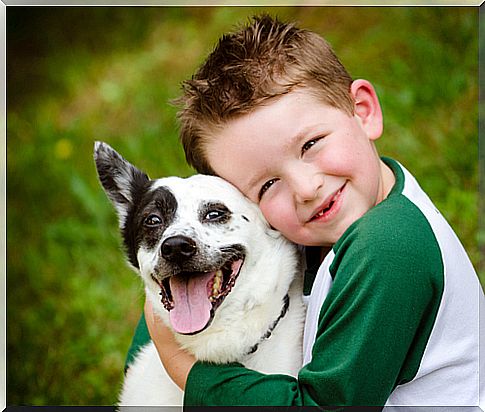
{"left": 144, "top": 298, "right": 196, "bottom": 390}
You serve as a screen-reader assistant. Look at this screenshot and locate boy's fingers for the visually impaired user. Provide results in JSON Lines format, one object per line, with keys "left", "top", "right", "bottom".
{"left": 144, "top": 298, "right": 151, "bottom": 318}
{"left": 145, "top": 298, "right": 166, "bottom": 332}
{"left": 144, "top": 298, "right": 158, "bottom": 327}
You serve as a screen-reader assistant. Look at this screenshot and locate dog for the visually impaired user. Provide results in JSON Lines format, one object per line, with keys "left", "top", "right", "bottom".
{"left": 94, "top": 141, "right": 305, "bottom": 406}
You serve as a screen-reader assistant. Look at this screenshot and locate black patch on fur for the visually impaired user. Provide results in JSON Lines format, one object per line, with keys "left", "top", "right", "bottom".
{"left": 123, "top": 186, "right": 178, "bottom": 268}
{"left": 242, "top": 215, "right": 250, "bottom": 222}
{"left": 220, "top": 244, "right": 245, "bottom": 255}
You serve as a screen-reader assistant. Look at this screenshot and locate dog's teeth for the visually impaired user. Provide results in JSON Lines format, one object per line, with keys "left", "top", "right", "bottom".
{"left": 211, "top": 269, "right": 223, "bottom": 297}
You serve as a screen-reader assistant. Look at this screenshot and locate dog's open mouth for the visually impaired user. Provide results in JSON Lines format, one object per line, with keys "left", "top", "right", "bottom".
{"left": 151, "top": 258, "right": 244, "bottom": 335}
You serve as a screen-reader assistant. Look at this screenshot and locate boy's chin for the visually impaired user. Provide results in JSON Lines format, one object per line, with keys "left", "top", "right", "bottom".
{"left": 299, "top": 221, "right": 357, "bottom": 247}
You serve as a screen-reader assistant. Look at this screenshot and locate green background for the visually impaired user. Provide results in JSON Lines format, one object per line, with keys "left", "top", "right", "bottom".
{"left": 7, "top": 6, "right": 481, "bottom": 405}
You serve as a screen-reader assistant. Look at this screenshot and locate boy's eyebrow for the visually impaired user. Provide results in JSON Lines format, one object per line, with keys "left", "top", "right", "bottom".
{"left": 284, "top": 123, "right": 327, "bottom": 151}
{"left": 242, "top": 171, "right": 267, "bottom": 197}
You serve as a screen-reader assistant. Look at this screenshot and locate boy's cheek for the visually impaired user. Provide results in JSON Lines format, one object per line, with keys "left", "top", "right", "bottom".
{"left": 260, "top": 201, "right": 283, "bottom": 225}
{"left": 259, "top": 203, "right": 276, "bottom": 227}
{"left": 260, "top": 201, "right": 297, "bottom": 235}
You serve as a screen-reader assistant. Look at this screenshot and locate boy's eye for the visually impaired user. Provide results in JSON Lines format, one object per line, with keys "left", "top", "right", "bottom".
{"left": 258, "top": 179, "right": 278, "bottom": 200}
{"left": 301, "top": 137, "right": 324, "bottom": 155}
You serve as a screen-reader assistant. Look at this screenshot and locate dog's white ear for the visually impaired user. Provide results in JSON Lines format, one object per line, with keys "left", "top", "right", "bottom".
{"left": 94, "top": 141, "right": 149, "bottom": 222}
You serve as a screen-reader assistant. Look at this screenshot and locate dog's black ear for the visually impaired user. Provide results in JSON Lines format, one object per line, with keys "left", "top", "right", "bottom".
{"left": 94, "top": 141, "right": 149, "bottom": 218}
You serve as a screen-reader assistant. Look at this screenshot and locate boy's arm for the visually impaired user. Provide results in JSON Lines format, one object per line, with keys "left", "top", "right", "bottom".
{"left": 144, "top": 299, "right": 308, "bottom": 405}
{"left": 145, "top": 214, "right": 444, "bottom": 406}
{"left": 144, "top": 299, "right": 195, "bottom": 390}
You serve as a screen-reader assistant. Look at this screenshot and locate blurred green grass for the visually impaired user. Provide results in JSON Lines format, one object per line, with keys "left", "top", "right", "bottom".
{"left": 7, "top": 7, "right": 481, "bottom": 405}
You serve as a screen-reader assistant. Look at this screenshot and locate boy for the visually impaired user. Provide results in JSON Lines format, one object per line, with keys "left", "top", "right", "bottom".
{"left": 138, "top": 15, "right": 484, "bottom": 406}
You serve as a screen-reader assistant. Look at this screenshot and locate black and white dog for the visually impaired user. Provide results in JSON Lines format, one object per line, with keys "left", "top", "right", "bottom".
{"left": 94, "top": 142, "right": 305, "bottom": 406}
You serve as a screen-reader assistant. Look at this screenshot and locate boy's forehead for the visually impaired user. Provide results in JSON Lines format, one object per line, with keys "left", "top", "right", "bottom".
{"left": 205, "top": 89, "right": 343, "bottom": 153}
{"left": 218, "top": 89, "right": 340, "bottom": 131}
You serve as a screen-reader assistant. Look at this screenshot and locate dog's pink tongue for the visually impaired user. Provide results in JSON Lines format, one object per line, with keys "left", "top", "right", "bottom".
{"left": 169, "top": 272, "right": 213, "bottom": 334}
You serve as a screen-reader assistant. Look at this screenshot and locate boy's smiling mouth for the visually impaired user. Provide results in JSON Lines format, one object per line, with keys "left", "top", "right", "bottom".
{"left": 308, "top": 182, "right": 347, "bottom": 223}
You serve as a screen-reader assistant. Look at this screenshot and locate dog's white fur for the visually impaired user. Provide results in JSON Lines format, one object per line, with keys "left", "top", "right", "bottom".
{"left": 94, "top": 142, "right": 305, "bottom": 406}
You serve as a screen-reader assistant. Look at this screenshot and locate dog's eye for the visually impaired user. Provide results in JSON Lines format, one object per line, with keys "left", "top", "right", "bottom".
{"left": 200, "top": 203, "right": 231, "bottom": 224}
{"left": 204, "top": 210, "right": 226, "bottom": 221}
{"left": 144, "top": 214, "right": 162, "bottom": 227}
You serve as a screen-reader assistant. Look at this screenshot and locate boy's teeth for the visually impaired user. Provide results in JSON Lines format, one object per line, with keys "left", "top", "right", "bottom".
{"left": 314, "top": 187, "right": 342, "bottom": 219}
{"left": 316, "top": 201, "right": 334, "bottom": 217}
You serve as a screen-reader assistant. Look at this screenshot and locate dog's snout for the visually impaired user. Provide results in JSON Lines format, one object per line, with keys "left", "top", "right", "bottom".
{"left": 161, "top": 235, "right": 197, "bottom": 262}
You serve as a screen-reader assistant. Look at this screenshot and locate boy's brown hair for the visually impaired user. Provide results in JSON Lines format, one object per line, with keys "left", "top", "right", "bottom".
{"left": 177, "top": 14, "right": 354, "bottom": 174}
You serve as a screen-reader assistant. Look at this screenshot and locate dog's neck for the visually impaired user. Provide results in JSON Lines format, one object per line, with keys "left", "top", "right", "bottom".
{"left": 246, "top": 294, "right": 290, "bottom": 355}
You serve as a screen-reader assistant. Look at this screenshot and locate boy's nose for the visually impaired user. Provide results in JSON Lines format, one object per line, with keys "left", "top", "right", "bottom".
{"left": 291, "top": 175, "right": 322, "bottom": 204}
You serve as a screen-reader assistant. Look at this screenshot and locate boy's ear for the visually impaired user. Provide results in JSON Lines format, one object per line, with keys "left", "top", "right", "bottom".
{"left": 350, "top": 79, "right": 383, "bottom": 141}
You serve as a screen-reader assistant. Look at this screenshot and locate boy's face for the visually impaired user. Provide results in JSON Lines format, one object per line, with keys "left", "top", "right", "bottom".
{"left": 205, "top": 85, "right": 393, "bottom": 246}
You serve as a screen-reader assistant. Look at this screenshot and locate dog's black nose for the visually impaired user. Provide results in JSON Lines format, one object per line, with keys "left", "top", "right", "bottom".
{"left": 161, "top": 235, "right": 197, "bottom": 262}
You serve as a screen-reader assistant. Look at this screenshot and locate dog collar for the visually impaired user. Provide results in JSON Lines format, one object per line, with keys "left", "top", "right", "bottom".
{"left": 247, "top": 294, "right": 290, "bottom": 355}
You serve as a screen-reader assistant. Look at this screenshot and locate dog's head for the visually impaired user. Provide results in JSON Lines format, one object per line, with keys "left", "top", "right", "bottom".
{"left": 94, "top": 142, "right": 293, "bottom": 337}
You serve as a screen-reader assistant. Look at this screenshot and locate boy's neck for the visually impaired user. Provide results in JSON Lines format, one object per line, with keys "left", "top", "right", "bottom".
{"left": 378, "top": 159, "right": 396, "bottom": 205}
{"left": 319, "top": 246, "right": 332, "bottom": 263}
